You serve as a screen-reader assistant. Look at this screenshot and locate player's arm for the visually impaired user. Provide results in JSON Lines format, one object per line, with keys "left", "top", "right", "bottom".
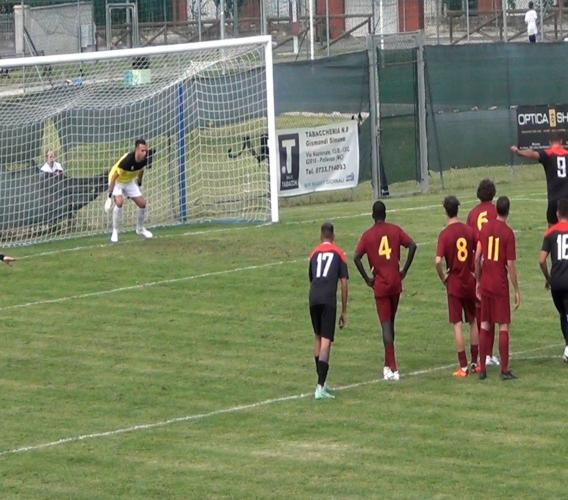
{"left": 539, "top": 250, "right": 551, "bottom": 289}
{"left": 108, "top": 170, "right": 120, "bottom": 197}
{"left": 434, "top": 255, "right": 448, "bottom": 286}
{"left": 353, "top": 252, "right": 374, "bottom": 288}
{"left": 339, "top": 277, "right": 348, "bottom": 328}
{"left": 0, "top": 254, "right": 15, "bottom": 265}
{"left": 137, "top": 170, "right": 144, "bottom": 187}
{"left": 507, "top": 259, "right": 521, "bottom": 310}
{"left": 510, "top": 145, "right": 540, "bottom": 161}
{"left": 400, "top": 240, "right": 417, "bottom": 280}
{"left": 474, "top": 240, "right": 483, "bottom": 300}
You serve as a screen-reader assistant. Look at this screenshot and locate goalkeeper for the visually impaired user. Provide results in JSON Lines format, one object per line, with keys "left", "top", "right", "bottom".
{"left": 106, "top": 138, "right": 154, "bottom": 243}
{"left": 0, "top": 254, "right": 15, "bottom": 265}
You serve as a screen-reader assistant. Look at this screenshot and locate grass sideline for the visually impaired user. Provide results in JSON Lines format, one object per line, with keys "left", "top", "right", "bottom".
{"left": 0, "top": 165, "right": 565, "bottom": 498}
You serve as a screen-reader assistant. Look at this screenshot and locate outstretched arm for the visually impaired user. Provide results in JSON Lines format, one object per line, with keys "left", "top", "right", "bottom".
{"left": 400, "top": 241, "right": 417, "bottom": 280}
{"left": 510, "top": 145, "right": 540, "bottom": 161}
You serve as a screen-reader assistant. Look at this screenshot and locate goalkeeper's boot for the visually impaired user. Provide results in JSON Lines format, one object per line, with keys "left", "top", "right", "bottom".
{"left": 136, "top": 227, "right": 153, "bottom": 239}
{"left": 111, "top": 229, "right": 119, "bottom": 243}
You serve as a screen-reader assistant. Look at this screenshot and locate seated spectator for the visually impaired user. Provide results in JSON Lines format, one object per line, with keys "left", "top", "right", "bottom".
{"left": 40, "top": 150, "right": 64, "bottom": 176}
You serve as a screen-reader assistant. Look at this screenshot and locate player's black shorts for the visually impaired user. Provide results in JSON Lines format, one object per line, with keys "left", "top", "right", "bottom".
{"left": 547, "top": 199, "right": 559, "bottom": 225}
{"left": 309, "top": 303, "right": 337, "bottom": 341}
{"left": 551, "top": 288, "right": 568, "bottom": 315}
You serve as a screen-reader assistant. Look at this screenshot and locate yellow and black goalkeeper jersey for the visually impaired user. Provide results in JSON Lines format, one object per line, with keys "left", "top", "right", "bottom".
{"left": 108, "top": 151, "right": 147, "bottom": 184}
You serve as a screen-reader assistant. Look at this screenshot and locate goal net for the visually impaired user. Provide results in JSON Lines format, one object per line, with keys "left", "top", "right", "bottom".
{"left": 0, "top": 36, "right": 278, "bottom": 247}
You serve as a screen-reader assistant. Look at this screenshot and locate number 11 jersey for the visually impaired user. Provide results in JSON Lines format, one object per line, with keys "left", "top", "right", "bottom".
{"left": 309, "top": 242, "right": 349, "bottom": 306}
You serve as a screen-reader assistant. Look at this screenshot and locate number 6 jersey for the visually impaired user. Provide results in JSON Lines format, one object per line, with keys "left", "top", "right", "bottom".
{"left": 308, "top": 242, "right": 349, "bottom": 306}
{"left": 542, "top": 221, "right": 568, "bottom": 291}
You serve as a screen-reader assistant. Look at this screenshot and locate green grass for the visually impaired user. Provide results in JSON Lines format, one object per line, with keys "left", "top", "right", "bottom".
{"left": 0, "top": 165, "right": 565, "bottom": 498}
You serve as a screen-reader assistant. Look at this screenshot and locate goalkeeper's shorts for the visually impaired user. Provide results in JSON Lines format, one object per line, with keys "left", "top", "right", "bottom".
{"left": 112, "top": 180, "right": 142, "bottom": 199}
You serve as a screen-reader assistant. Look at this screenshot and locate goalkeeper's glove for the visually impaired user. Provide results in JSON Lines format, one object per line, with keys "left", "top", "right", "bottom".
{"left": 104, "top": 195, "right": 113, "bottom": 214}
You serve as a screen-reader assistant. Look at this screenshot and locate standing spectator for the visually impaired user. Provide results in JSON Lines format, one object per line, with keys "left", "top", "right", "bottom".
{"left": 525, "top": 1, "right": 538, "bottom": 44}
{"left": 40, "top": 150, "right": 64, "bottom": 176}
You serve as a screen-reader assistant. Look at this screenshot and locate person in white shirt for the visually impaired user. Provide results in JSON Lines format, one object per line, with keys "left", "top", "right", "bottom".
{"left": 40, "top": 149, "right": 64, "bottom": 176}
{"left": 525, "top": 2, "right": 538, "bottom": 44}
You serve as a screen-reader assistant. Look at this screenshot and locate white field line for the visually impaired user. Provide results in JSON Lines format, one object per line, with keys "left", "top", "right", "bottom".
{"left": 0, "top": 260, "right": 298, "bottom": 312}
{"left": 0, "top": 343, "right": 559, "bottom": 459}
{"left": 14, "top": 196, "right": 548, "bottom": 262}
{"left": 0, "top": 239, "right": 438, "bottom": 313}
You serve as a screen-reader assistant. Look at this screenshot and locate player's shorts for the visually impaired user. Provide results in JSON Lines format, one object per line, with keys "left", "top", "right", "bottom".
{"left": 480, "top": 293, "right": 510, "bottom": 325}
{"left": 447, "top": 294, "right": 476, "bottom": 324}
{"left": 112, "top": 180, "right": 142, "bottom": 199}
{"left": 375, "top": 294, "right": 400, "bottom": 323}
{"left": 551, "top": 288, "right": 568, "bottom": 316}
{"left": 310, "top": 303, "right": 337, "bottom": 341}
{"left": 547, "top": 199, "right": 559, "bottom": 225}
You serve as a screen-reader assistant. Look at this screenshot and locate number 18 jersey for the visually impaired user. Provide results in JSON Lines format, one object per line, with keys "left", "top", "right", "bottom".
{"left": 542, "top": 221, "right": 568, "bottom": 291}
{"left": 309, "top": 242, "right": 349, "bottom": 306}
{"left": 539, "top": 145, "right": 568, "bottom": 201}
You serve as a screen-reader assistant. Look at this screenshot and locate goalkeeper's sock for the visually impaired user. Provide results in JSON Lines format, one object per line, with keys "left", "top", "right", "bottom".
{"left": 136, "top": 208, "right": 145, "bottom": 230}
{"left": 112, "top": 206, "right": 122, "bottom": 231}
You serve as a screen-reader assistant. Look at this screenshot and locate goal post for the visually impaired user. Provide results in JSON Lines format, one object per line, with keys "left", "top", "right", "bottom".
{"left": 0, "top": 35, "right": 279, "bottom": 247}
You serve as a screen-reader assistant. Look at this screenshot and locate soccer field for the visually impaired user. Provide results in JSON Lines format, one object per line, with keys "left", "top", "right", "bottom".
{"left": 1, "top": 165, "right": 566, "bottom": 498}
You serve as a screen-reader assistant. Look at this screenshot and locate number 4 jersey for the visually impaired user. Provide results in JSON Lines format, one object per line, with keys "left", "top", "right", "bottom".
{"left": 542, "top": 221, "right": 568, "bottom": 291}
{"left": 355, "top": 222, "right": 413, "bottom": 297}
{"left": 539, "top": 145, "right": 568, "bottom": 201}
{"left": 308, "top": 242, "right": 349, "bottom": 306}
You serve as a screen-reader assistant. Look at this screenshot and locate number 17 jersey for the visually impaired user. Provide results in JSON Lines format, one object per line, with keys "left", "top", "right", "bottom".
{"left": 309, "top": 242, "right": 349, "bottom": 306}
{"left": 542, "top": 221, "right": 568, "bottom": 291}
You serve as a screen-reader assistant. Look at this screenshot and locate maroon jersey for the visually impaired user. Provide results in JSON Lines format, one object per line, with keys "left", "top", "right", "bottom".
{"left": 467, "top": 201, "right": 497, "bottom": 242}
{"left": 355, "top": 222, "right": 413, "bottom": 297}
{"left": 436, "top": 222, "right": 476, "bottom": 298}
{"left": 538, "top": 145, "right": 568, "bottom": 201}
{"left": 478, "top": 219, "right": 516, "bottom": 298}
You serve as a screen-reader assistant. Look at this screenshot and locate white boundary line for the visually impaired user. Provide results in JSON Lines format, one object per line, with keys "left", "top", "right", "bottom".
{"left": 0, "top": 260, "right": 298, "bottom": 312}
{"left": 0, "top": 343, "right": 560, "bottom": 459}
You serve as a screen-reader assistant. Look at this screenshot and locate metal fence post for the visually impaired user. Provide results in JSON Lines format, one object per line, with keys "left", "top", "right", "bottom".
{"left": 502, "top": 0, "right": 508, "bottom": 41}
{"left": 416, "top": 32, "right": 429, "bottom": 193}
{"left": 367, "top": 36, "right": 381, "bottom": 200}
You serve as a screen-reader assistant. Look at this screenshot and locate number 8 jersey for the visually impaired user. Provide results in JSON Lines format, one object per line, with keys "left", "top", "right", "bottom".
{"left": 542, "top": 221, "right": 568, "bottom": 291}
{"left": 309, "top": 242, "right": 349, "bottom": 306}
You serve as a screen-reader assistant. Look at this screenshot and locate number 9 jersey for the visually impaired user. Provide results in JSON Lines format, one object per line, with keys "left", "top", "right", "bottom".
{"left": 542, "top": 221, "right": 568, "bottom": 291}
{"left": 308, "top": 242, "right": 349, "bottom": 306}
{"left": 539, "top": 145, "right": 568, "bottom": 224}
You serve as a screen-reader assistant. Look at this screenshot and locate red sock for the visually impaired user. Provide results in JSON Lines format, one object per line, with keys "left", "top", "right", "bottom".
{"left": 499, "top": 329, "right": 510, "bottom": 373}
{"left": 384, "top": 345, "right": 390, "bottom": 368}
{"left": 488, "top": 324, "right": 495, "bottom": 356}
{"left": 479, "top": 329, "right": 490, "bottom": 372}
{"left": 457, "top": 350, "right": 468, "bottom": 368}
{"left": 385, "top": 344, "right": 397, "bottom": 372}
{"left": 470, "top": 344, "right": 479, "bottom": 364}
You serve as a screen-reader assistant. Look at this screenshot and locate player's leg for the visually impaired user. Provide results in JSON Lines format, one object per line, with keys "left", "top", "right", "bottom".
{"left": 478, "top": 294, "right": 492, "bottom": 379}
{"left": 448, "top": 295, "right": 468, "bottom": 376}
{"left": 111, "top": 189, "right": 124, "bottom": 243}
{"left": 378, "top": 295, "right": 399, "bottom": 381}
{"left": 465, "top": 297, "right": 479, "bottom": 371}
{"left": 310, "top": 305, "right": 323, "bottom": 392}
{"left": 128, "top": 180, "right": 153, "bottom": 239}
{"left": 496, "top": 295, "right": 515, "bottom": 380}
{"left": 551, "top": 290, "right": 568, "bottom": 361}
{"left": 314, "top": 305, "right": 336, "bottom": 399}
